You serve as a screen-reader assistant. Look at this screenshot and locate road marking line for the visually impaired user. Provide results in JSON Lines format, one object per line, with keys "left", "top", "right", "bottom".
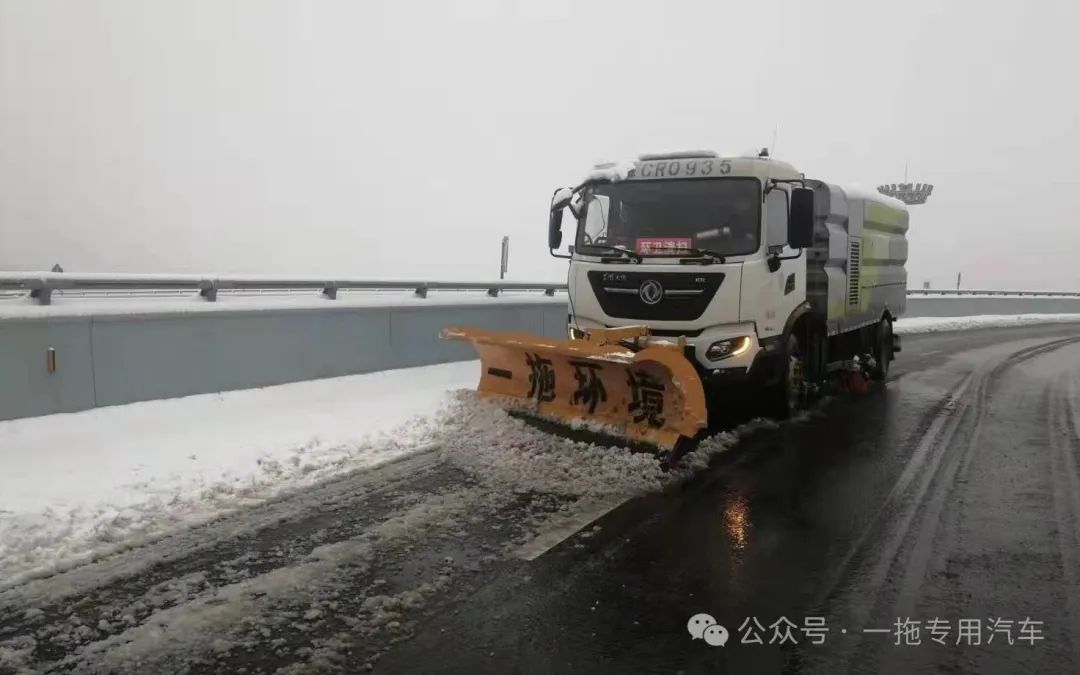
{"left": 511, "top": 495, "right": 631, "bottom": 561}
{"left": 916, "top": 349, "right": 942, "bottom": 356}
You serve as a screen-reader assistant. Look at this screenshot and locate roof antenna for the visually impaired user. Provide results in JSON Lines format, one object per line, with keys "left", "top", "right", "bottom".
{"left": 762, "top": 124, "right": 780, "bottom": 205}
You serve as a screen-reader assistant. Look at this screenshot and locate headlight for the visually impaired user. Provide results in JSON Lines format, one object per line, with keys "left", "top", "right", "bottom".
{"left": 568, "top": 326, "right": 587, "bottom": 340}
{"left": 706, "top": 336, "right": 752, "bottom": 361}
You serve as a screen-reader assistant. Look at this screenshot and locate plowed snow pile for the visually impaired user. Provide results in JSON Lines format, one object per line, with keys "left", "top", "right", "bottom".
{"left": 0, "top": 365, "right": 770, "bottom": 588}
{"left": 433, "top": 391, "right": 777, "bottom": 494}
{"left": 0, "top": 361, "right": 481, "bottom": 586}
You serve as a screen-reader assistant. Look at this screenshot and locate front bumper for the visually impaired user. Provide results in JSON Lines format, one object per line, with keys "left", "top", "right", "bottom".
{"left": 700, "top": 338, "right": 788, "bottom": 390}
{"left": 569, "top": 316, "right": 780, "bottom": 380}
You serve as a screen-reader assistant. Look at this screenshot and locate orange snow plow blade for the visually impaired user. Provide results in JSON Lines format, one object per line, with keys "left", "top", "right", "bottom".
{"left": 440, "top": 326, "right": 708, "bottom": 450}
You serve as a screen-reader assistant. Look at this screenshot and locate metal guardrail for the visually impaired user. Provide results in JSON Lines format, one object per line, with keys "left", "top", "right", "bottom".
{"left": 0, "top": 272, "right": 566, "bottom": 304}
{"left": 3, "top": 271, "right": 1078, "bottom": 305}
{"left": 907, "top": 289, "right": 1080, "bottom": 298}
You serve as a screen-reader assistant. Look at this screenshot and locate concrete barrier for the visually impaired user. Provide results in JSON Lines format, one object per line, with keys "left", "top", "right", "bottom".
{"left": 3, "top": 290, "right": 1080, "bottom": 422}
{"left": 1, "top": 317, "right": 97, "bottom": 421}
{"left": 0, "top": 294, "right": 567, "bottom": 421}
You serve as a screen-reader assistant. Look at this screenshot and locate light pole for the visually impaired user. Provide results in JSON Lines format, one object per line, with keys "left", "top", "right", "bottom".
{"left": 877, "top": 169, "right": 939, "bottom": 288}
{"left": 876, "top": 182, "right": 934, "bottom": 205}
{"left": 877, "top": 160, "right": 935, "bottom": 206}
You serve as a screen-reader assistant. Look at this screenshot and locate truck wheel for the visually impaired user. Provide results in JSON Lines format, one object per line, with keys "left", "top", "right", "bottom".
{"left": 765, "top": 335, "right": 804, "bottom": 419}
{"left": 870, "top": 319, "right": 893, "bottom": 380}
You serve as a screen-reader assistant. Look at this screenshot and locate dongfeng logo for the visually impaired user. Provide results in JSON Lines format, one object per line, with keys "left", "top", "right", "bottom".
{"left": 639, "top": 279, "right": 664, "bottom": 305}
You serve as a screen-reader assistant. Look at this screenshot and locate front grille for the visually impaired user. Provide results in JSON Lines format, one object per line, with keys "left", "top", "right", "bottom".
{"left": 648, "top": 328, "right": 705, "bottom": 338}
{"left": 587, "top": 271, "right": 724, "bottom": 321}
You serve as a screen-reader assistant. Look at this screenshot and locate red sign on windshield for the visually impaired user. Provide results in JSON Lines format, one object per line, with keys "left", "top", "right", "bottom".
{"left": 635, "top": 237, "right": 692, "bottom": 255}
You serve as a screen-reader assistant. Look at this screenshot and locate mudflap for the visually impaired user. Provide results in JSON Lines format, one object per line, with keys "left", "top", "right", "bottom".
{"left": 440, "top": 326, "right": 708, "bottom": 451}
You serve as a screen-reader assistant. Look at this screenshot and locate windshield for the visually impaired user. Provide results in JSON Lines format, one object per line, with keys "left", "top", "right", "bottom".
{"left": 576, "top": 178, "right": 761, "bottom": 257}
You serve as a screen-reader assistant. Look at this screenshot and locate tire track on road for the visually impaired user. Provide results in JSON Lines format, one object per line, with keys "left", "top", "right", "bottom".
{"left": 812, "top": 336, "right": 1080, "bottom": 673}
{"left": 0, "top": 448, "right": 470, "bottom": 670}
{"left": 1050, "top": 370, "right": 1080, "bottom": 665}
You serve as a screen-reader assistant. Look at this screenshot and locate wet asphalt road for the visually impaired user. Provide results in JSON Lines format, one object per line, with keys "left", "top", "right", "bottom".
{"left": 3, "top": 322, "right": 1080, "bottom": 674}
{"left": 371, "top": 324, "right": 1080, "bottom": 675}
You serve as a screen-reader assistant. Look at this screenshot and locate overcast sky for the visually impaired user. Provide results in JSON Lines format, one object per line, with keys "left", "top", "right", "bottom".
{"left": 1, "top": 0, "right": 1078, "bottom": 289}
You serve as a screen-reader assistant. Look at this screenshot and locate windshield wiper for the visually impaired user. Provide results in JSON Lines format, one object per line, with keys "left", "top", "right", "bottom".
{"left": 671, "top": 248, "right": 727, "bottom": 264}
{"left": 579, "top": 244, "right": 725, "bottom": 264}
{"left": 579, "top": 244, "right": 643, "bottom": 263}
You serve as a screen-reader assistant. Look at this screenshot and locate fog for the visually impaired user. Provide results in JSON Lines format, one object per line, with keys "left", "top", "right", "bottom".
{"left": 1, "top": 0, "right": 1078, "bottom": 289}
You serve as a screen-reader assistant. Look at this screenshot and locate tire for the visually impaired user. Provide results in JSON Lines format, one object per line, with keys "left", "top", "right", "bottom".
{"left": 870, "top": 319, "right": 893, "bottom": 380}
{"left": 764, "top": 335, "right": 805, "bottom": 419}
{"left": 802, "top": 322, "right": 827, "bottom": 384}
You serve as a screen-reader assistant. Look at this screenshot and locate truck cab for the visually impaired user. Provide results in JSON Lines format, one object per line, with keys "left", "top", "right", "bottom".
{"left": 548, "top": 149, "right": 908, "bottom": 415}
{"left": 551, "top": 151, "right": 814, "bottom": 395}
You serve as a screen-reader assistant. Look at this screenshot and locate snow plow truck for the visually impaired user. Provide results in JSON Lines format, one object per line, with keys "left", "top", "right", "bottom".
{"left": 442, "top": 149, "right": 908, "bottom": 456}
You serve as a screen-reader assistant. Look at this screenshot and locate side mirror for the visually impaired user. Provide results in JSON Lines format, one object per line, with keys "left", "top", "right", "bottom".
{"left": 548, "top": 208, "right": 563, "bottom": 250}
{"left": 548, "top": 187, "right": 573, "bottom": 251}
{"left": 788, "top": 187, "right": 815, "bottom": 249}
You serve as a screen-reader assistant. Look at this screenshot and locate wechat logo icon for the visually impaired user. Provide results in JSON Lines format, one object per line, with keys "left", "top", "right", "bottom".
{"left": 687, "top": 613, "right": 729, "bottom": 647}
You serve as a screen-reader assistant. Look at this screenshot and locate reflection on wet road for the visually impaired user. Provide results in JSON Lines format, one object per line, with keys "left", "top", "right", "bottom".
{"left": 2, "top": 323, "right": 1080, "bottom": 674}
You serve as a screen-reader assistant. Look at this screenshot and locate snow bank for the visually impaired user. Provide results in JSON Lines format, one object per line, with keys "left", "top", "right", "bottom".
{"left": 0, "top": 361, "right": 480, "bottom": 585}
{"left": 895, "top": 313, "right": 1080, "bottom": 334}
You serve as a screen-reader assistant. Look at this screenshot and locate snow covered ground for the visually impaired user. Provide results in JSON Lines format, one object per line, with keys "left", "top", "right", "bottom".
{"left": 895, "top": 313, "right": 1080, "bottom": 334}
{"left": 2, "top": 311, "right": 1079, "bottom": 588}
{"left": 0, "top": 361, "right": 480, "bottom": 586}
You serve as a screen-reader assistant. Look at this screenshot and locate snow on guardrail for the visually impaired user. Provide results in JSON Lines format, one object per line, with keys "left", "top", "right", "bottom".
{"left": 0, "top": 272, "right": 566, "bottom": 304}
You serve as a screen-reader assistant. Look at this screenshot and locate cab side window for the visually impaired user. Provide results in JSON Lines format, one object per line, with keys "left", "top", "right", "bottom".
{"left": 580, "top": 194, "right": 610, "bottom": 244}
{"left": 765, "top": 188, "right": 789, "bottom": 249}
